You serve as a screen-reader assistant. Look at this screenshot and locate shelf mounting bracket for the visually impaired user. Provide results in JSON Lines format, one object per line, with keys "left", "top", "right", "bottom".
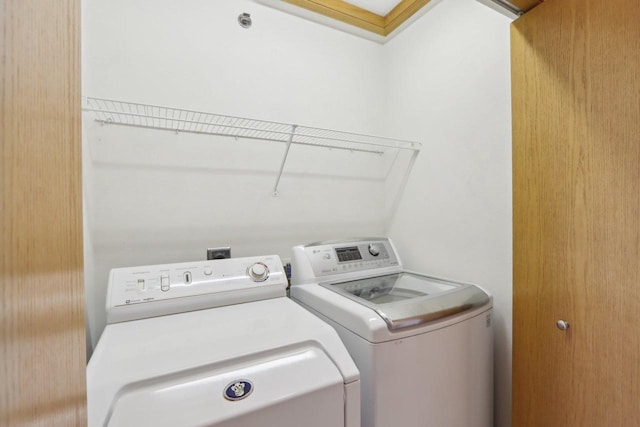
{"left": 273, "top": 124, "right": 297, "bottom": 196}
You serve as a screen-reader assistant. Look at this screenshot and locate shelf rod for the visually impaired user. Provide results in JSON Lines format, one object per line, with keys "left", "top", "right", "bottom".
{"left": 273, "top": 125, "right": 297, "bottom": 197}
{"left": 84, "top": 108, "right": 419, "bottom": 151}
{"left": 83, "top": 97, "right": 421, "bottom": 152}
{"left": 91, "top": 119, "right": 385, "bottom": 154}
{"left": 84, "top": 97, "right": 421, "bottom": 149}
{"left": 86, "top": 110, "right": 294, "bottom": 139}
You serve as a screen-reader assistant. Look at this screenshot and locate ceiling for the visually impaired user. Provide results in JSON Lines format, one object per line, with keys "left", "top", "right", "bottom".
{"left": 342, "top": 0, "right": 404, "bottom": 15}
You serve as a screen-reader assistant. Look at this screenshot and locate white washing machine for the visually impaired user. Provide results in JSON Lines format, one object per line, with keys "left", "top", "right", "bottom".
{"left": 290, "top": 238, "right": 493, "bottom": 427}
{"left": 87, "top": 255, "right": 360, "bottom": 427}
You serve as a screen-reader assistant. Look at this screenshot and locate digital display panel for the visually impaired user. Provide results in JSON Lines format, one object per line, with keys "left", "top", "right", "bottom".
{"left": 335, "top": 246, "right": 362, "bottom": 262}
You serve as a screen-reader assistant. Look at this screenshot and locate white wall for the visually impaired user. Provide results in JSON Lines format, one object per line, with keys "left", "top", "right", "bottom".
{"left": 82, "top": 0, "right": 403, "bottom": 349}
{"left": 83, "top": 0, "right": 514, "bottom": 425}
{"left": 383, "top": 1, "right": 513, "bottom": 426}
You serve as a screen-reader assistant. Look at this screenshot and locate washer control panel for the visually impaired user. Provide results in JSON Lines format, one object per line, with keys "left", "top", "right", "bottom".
{"left": 106, "top": 255, "right": 286, "bottom": 323}
{"left": 301, "top": 239, "right": 400, "bottom": 278}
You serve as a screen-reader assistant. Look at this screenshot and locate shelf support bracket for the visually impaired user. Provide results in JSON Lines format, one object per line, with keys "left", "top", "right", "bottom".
{"left": 273, "top": 125, "right": 297, "bottom": 196}
{"left": 386, "top": 148, "right": 420, "bottom": 224}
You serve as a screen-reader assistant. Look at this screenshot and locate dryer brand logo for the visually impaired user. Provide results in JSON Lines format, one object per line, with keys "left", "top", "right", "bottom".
{"left": 224, "top": 380, "right": 253, "bottom": 401}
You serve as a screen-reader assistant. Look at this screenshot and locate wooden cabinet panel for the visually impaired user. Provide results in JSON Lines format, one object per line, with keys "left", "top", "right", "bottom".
{"left": 512, "top": 0, "right": 640, "bottom": 425}
{"left": 510, "top": 0, "right": 542, "bottom": 12}
{"left": 0, "top": 0, "right": 86, "bottom": 425}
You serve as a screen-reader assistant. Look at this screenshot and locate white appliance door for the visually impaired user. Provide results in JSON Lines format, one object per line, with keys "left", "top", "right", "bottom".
{"left": 105, "top": 346, "right": 345, "bottom": 427}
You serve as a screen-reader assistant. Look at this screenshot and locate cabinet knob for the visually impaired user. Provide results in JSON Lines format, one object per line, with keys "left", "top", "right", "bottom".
{"left": 556, "top": 320, "right": 570, "bottom": 331}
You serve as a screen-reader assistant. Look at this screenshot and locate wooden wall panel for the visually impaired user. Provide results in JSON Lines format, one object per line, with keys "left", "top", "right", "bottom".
{"left": 0, "top": 0, "right": 86, "bottom": 425}
{"left": 512, "top": 0, "right": 640, "bottom": 425}
{"left": 510, "top": 0, "right": 542, "bottom": 12}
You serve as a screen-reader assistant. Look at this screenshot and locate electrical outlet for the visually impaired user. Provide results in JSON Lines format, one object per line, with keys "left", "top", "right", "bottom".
{"left": 207, "top": 247, "right": 231, "bottom": 260}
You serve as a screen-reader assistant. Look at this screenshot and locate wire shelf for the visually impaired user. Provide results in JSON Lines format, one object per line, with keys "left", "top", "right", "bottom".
{"left": 82, "top": 97, "right": 421, "bottom": 196}
{"left": 82, "top": 97, "right": 421, "bottom": 155}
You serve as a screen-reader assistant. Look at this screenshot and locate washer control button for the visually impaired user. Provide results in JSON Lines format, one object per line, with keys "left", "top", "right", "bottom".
{"left": 204, "top": 268, "right": 213, "bottom": 276}
{"left": 247, "top": 262, "right": 269, "bottom": 282}
{"left": 368, "top": 244, "right": 380, "bottom": 256}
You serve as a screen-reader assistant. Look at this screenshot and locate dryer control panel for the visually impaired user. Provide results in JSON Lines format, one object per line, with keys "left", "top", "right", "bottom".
{"left": 106, "top": 255, "right": 286, "bottom": 324}
{"left": 291, "top": 238, "right": 401, "bottom": 284}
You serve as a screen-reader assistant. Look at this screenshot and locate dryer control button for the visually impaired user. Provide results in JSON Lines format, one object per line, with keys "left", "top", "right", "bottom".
{"left": 160, "top": 275, "right": 170, "bottom": 291}
{"left": 247, "top": 263, "right": 269, "bottom": 282}
{"left": 368, "top": 244, "right": 380, "bottom": 256}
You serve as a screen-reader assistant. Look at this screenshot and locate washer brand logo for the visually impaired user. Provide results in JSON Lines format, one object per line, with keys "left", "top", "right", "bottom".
{"left": 224, "top": 380, "right": 253, "bottom": 401}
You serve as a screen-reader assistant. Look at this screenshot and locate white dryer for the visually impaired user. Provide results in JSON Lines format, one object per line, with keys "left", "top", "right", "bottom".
{"left": 87, "top": 255, "right": 360, "bottom": 427}
{"left": 290, "top": 238, "right": 493, "bottom": 427}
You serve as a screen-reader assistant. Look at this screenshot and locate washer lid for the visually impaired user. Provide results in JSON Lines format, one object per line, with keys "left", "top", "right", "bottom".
{"left": 322, "top": 273, "right": 490, "bottom": 331}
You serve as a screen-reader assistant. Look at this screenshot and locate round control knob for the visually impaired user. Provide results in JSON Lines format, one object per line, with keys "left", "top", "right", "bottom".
{"left": 368, "top": 244, "right": 380, "bottom": 256}
{"left": 247, "top": 262, "right": 269, "bottom": 282}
